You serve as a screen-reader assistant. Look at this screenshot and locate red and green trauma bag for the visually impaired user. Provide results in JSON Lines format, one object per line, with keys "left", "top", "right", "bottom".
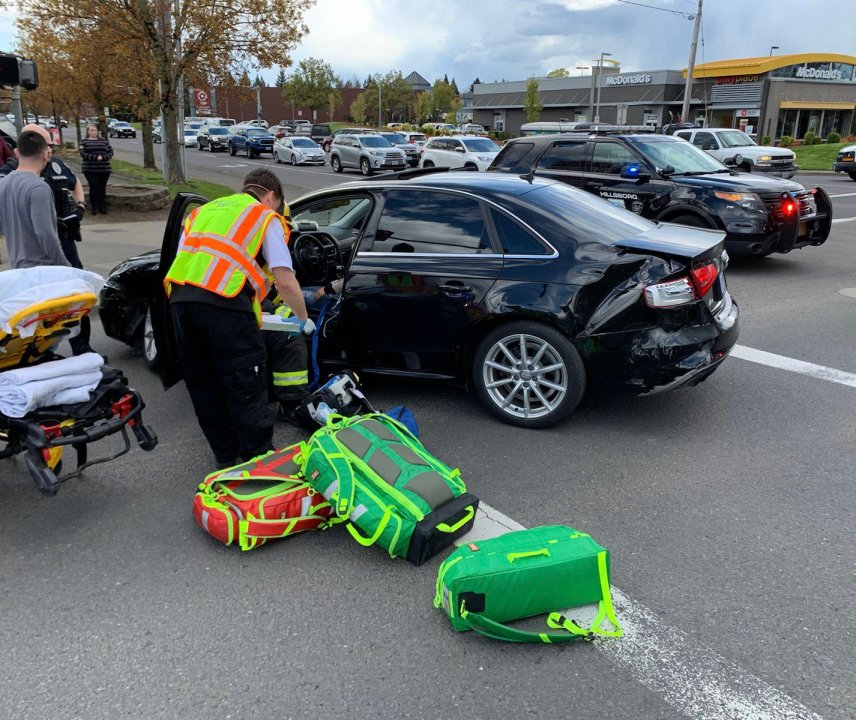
{"left": 434, "top": 525, "right": 623, "bottom": 643}
{"left": 302, "top": 414, "right": 479, "bottom": 565}
{"left": 192, "top": 443, "right": 332, "bottom": 551}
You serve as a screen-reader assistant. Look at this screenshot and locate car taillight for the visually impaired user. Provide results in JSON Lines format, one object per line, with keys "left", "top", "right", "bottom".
{"left": 644, "top": 277, "right": 697, "bottom": 307}
{"left": 690, "top": 261, "right": 718, "bottom": 296}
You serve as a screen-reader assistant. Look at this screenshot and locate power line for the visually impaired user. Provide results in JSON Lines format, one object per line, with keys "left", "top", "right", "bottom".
{"left": 615, "top": 0, "right": 695, "bottom": 19}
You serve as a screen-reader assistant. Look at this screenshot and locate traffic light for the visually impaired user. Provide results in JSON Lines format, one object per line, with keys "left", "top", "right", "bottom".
{"left": 0, "top": 54, "right": 39, "bottom": 90}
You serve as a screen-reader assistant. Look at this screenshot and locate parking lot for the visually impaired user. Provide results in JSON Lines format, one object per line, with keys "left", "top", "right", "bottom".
{"left": 2, "top": 149, "right": 855, "bottom": 719}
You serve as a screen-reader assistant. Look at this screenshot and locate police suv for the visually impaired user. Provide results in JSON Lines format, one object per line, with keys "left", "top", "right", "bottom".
{"left": 488, "top": 128, "right": 832, "bottom": 257}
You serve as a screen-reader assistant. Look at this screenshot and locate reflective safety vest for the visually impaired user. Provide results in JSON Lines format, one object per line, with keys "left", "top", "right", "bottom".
{"left": 163, "top": 193, "right": 288, "bottom": 324}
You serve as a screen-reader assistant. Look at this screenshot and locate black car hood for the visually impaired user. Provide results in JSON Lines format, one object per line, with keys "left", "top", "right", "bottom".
{"left": 615, "top": 222, "right": 725, "bottom": 262}
{"left": 673, "top": 172, "right": 805, "bottom": 193}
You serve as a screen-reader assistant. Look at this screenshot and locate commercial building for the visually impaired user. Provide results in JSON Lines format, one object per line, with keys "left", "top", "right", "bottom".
{"left": 473, "top": 53, "right": 856, "bottom": 141}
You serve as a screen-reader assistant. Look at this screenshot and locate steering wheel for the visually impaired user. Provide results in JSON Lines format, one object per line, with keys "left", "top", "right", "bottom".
{"left": 291, "top": 232, "right": 342, "bottom": 286}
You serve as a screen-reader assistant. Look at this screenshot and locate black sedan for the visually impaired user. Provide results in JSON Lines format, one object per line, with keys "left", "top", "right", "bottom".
{"left": 100, "top": 170, "right": 739, "bottom": 428}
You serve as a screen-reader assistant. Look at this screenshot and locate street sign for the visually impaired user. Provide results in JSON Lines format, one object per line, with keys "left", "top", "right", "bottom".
{"left": 194, "top": 89, "right": 212, "bottom": 116}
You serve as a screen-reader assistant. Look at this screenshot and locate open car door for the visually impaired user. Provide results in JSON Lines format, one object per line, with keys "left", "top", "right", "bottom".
{"left": 151, "top": 192, "right": 209, "bottom": 390}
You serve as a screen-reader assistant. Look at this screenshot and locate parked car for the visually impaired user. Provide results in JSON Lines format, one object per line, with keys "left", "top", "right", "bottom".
{"left": 274, "top": 136, "right": 325, "bottom": 165}
{"left": 400, "top": 131, "right": 428, "bottom": 149}
{"left": 378, "top": 131, "right": 421, "bottom": 167}
{"left": 202, "top": 117, "right": 236, "bottom": 128}
{"left": 420, "top": 135, "right": 501, "bottom": 171}
{"left": 109, "top": 121, "right": 137, "bottom": 138}
{"left": 323, "top": 127, "right": 376, "bottom": 152}
{"left": 488, "top": 130, "right": 832, "bottom": 257}
{"left": 181, "top": 128, "right": 197, "bottom": 147}
{"left": 102, "top": 173, "right": 739, "bottom": 428}
{"left": 460, "top": 123, "right": 487, "bottom": 134}
{"left": 270, "top": 124, "right": 293, "bottom": 139}
{"left": 673, "top": 127, "right": 798, "bottom": 178}
{"left": 329, "top": 134, "right": 407, "bottom": 175}
{"left": 310, "top": 123, "right": 332, "bottom": 147}
{"left": 245, "top": 119, "right": 269, "bottom": 128}
{"left": 833, "top": 144, "right": 856, "bottom": 180}
{"left": 228, "top": 127, "right": 275, "bottom": 158}
{"left": 196, "top": 125, "right": 230, "bottom": 151}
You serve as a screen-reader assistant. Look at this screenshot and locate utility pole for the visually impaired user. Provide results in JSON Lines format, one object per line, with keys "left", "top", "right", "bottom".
{"left": 681, "top": 0, "right": 703, "bottom": 124}
{"left": 378, "top": 80, "right": 382, "bottom": 127}
{"left": 594, "top": 51, "right": 612, "bottom": 123}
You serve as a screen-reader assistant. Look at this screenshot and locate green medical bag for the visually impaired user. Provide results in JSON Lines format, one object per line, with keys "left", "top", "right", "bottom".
{"left": 302, "top": 413, "right": 479, "bottom": 565}
{"left": 434, "top": 525, "right": 622, "bottom": 643}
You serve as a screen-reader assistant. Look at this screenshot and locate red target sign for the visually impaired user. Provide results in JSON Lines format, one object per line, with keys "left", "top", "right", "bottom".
{"left": 194, "top": 89, "right": 211, "bottom": 116}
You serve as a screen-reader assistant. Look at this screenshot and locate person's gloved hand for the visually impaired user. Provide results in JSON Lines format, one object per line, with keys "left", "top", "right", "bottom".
{"left": 74, "top": 203, "right": 86, "bottom": 223}
{"left": 299, "top": 318, "right": 316, "bottom": 335}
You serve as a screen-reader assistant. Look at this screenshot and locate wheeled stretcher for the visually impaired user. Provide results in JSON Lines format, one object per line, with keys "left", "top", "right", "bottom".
{"left": 0, "top": 268, "right": 158, "bottom": 495}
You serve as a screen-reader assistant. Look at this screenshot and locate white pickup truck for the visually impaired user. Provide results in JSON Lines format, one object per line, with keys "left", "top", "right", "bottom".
{"left": 674, "top": 127, "right": 798, "bottom": 179}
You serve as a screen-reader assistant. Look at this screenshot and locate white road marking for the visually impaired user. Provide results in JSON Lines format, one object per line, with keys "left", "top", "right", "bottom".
{"left": 831, "top": 216, "right": 856, "bottom": 224}
{"left": 218, "top": 163, "right": 249, "bottom": 168}
{"left": 731, "top": 345, "right": 856, "bottom": 388}
{"left": 461, "top": 504, "right": 824, "bottom": 720}
{"left": 828, "top": 192, "right": 856, "bottom": 198}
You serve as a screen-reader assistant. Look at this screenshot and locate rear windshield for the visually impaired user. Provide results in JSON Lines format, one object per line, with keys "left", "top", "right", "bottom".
{"left": 381, "top": 133, "right": 406, "bottom": 144}
{"left": 312, "top": 125, "right": 331, "bottom": 134}
{"left": 408, "top": 134, "right": 427, "bottom": 142}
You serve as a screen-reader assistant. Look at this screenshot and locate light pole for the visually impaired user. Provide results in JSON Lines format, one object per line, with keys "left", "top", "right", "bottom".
{"left": 594, "top": 52, "right": 612, "bottom": 123}
{"left": 769, "top": 45, "right": 780, "bottom": 56}
{"left": 378, "top": 80, "right": 382, "bottom": 127}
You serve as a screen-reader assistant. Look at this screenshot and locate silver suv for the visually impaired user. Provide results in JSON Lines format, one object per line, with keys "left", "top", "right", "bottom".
{"left": 378, "top": 131, "right": 421, "bottom": 168}
{"left": 330, "top": 133, "right": 407, "bottom": 175}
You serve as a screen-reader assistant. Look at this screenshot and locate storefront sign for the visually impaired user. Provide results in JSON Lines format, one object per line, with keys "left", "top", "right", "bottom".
{"left": 605, "top": 73, "right": 652, "bottom": 86}
{"left": 715, "top": 75, "right": 761, "bottom": 85}
{"left": 795, "top": 66, "right": 843, "bottom": 80}
{"left": 194, "top": 89, "right": 211, "bottom": 116}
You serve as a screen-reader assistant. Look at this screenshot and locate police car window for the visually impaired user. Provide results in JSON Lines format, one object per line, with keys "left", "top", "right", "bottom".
{"left": 372, "top": 190, "right": 491, "bottom": 254}
{"left": 493, "top": 142, "right": 534, "bottom": 170}
{"left": 590, "top": 142, "right": 639, "bottom": 175}
{"left": 490, "top": 209, "right": 548, "bottom": 255}
{"left": 537, "top": 141, "right": 586, "bottom": 171}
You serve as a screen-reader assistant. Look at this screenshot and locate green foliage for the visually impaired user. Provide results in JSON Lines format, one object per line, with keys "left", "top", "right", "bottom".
{"left": 827, "top": 132, "right": 841, "bottom": 144}
{"left": 761, "top": 135, "right": 771, "bottom": 145}
{"left": 282, "top": 58, "right": 341, "bottom": 112}
{"left": 349, "top": 94, "right": 367, "bottom": 125}
{"left": 792, "top": 141, "right": 848, "bottom": 170}
{"left": 780, "top": 135, "right": 794, "bottom": 147}
{"left": 362, "top": 70, "right": 414, "bottom": 124}
{"left": 524, "top": 78, "right": 543, "bottom": 122}
{"left": 803, "top": 131, "right": 820, "bottom": 145}
{"left": 547, "top": 68, "right": 569, "bottom": 77}
{"left": 275, "top": 68, "right": 287, "bottom": 88}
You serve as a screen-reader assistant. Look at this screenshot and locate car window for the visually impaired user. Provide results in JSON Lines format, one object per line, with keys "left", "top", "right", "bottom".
{"left": 292, "top": 138, "right": 316, "bottom": 147}
{"left": 490, "top": 209, "right": 548, "bottom": 255}
{"left": 716, "top": 130, "right": 755, "bottom": 148}
{"left": 692, "top": 132, "right": 718, "bottom": 151}
{"left": 493, "top": 142, "right": 534, "bottom": 171}
{"left": 371, "top": 190, "right": 492, "bottom": 254}
{"left": 537, "top": 141, "right": 586, "bottom": 171}
{"left": 676, "top": 131, "right": 692, "bottom": 141}
{"left": 293, "top": 195, "right": 373, "bottom": 229}
{"left": 382, "top": 133, "right": 406, "bottom": 144}
{"left": 590, "top": 141, "right": 640, "bottom": 175}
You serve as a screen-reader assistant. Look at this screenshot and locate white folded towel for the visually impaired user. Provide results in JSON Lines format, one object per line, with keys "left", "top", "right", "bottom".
{"left": 0, "top": 370, "right": 103, "bottom": 418}
{"left": 0, "top": 353, "right": 104, "bottom": 387}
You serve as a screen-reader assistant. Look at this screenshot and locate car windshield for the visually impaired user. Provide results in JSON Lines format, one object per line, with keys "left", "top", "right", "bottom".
{"left": 184, "top": 130, "right": 196, "bottom": 136}
{"left": 524, "top": 182, "right": 654, "bottom": 244}
{"left": 382, "top": 133, "right": 406, "bottom": 144}
{"left": 246, "top": 129, "right": 269, "bottom": 137}
{"left": 209, "top": 128, "right": 228, "bottom": 135}
{"left": 360, "top": 136, "right": 392, "bottom": 148}
{"left": 116, "top": 122, "right": 130, "bottom": 127}
{"left": 716, "top": 130, "right": 756, "bottom": 148}
{"left": 292, "top": 138, "right": 316, "bottom": 148}
{"left": 628, "top": 137, "right": 726, "bottom": 174}
{"left": 463, "top": 138, "right": 500, "bottom": 152}
{"left": 408, "top": 134, "right": 427, "bottom": 142}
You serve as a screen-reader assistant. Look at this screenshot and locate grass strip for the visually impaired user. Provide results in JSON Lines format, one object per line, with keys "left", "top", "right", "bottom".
{"left": 791, "top": 142, "right": 848, "bottom": 171}
{"left": 110, "top": 158, "right": 234, "bottom": 199}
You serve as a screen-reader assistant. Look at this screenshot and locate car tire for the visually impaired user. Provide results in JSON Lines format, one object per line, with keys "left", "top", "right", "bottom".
{"left": 423, "top": 160, "right": 435, "bottom": 168}
{"left": 848, "top": 172, "right": 856, "bottom": 182}
{"left": 473, "top": 321, "right": 586, "bottom": 428}
{"left": 142, "top": 308, "right": 159, "bottom": 371}
{"left": 229, "top": 146, "right": 237, "bottom": 156}
{"left": 197, "top": 141, "right": 202, "bottom": 150}
{"left": 275, "top": 150, "right": 281, "bottom": 163}
{"left": 741, "top": 162, "right": 753, "bottom": 172}
{"left": 360, "top": 158, "right": 373, "bottom": 176}
{"left": 331, "top": 155, "right": 343, "bottom": 173}
{"left": 291, "top": 154, "right": 298, "bottom": 166}
{"left": 670, "top": 213, "right": 713, "bottom": 229}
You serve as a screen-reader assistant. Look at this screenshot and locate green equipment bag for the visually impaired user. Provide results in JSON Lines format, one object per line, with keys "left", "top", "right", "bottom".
{"left": 434, "top": 525, "right": 623, "bottom": 643}
{"left": 302, "top": 413, "right": 479, "bottom": 565}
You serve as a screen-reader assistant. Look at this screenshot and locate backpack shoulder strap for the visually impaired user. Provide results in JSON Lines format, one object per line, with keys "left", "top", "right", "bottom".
{"left": 308, "top": 431, "right": 355, "bottom": 517}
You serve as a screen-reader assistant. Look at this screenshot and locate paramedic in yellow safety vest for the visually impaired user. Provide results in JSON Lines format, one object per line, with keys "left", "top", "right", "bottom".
{"left": 163, "top": 168, "right": 315, "bottom": 469}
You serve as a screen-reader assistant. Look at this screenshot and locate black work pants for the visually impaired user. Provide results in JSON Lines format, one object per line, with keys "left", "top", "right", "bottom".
{"left": 83, "top": 171, "right": 110, "bottom": 212}
{"left": 171, "top": 302, "right": 274, "bottom": 464}
{"left": 263, "top": 329, "right": 309, "bottom": 407}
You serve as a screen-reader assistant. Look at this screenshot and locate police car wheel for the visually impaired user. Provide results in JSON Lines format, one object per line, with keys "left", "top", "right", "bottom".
{"left": 848, "top": 172, "right": 856, "bottom": 181}
{"left": 671, "top": 214, "right": 711, "bottom": 229}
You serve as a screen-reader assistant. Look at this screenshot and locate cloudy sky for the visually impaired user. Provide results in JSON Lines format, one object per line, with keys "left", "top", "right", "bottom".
{"left": 2, "top": 0, "right": 854, "bottom": 88}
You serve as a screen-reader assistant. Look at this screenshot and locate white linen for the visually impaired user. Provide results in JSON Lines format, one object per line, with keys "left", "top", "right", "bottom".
{"left": 0, "top": 370, "right": 103, "bottom": 418}
{"left": 0, "top": 353, "right": 104, "bottom": 387}
{"left": 0, "top": 267, "right": 105, "bottom": 338}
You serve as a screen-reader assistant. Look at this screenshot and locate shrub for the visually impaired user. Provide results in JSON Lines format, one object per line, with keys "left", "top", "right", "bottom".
{"left": 780, "top": 135, "right": 794, "bottom": 147}
{"left": 762, "top": 135, "right": 771, "bottom": 145}
{"left": 827, "top": 132, "right": 841, "bottom": 144}
{"left": 803, "top": 131, "right": 817, "bottom": 145}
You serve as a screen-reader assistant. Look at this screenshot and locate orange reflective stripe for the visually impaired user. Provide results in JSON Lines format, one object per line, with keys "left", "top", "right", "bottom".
{"left": 228, "top": 204, "right": 267, "bottom": 250}
{"left": 206, "top": 262, "right": 230, "bottom": 292}
{"left": 183, "top": 235, "right": 267, "bottom": 296}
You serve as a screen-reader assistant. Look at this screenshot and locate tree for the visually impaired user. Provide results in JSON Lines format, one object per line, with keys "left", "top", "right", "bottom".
{"left": 430, "top": 78, "right": 456, "bottom": 119}
{"left": 282, "top": 57, "right": 341, "bottom": 117}
{"left": 547, "top": 68, "right": 569, "bottom": 77}
{"left": 326, "top": 89, "right": 341, "bottom": 121}
{"left": 19, "top": 0, "right": 314, "bottom": 183}
{"left": 362, "top": 70, "right": 412, "bottom": 124}
{"left": 524, "top": 78, "right": 543, "bottom": 122}
{"left": 252, "top": 74, "right": 266, "bottom": 88}
{"left": 418, "top": 91, "right": 434, "bottom": 123}
{"left": 349, "top": 94, "right": 367, "bottom": 125}
{"left": 275, "top": 68, "right": 288, "bottom": 88}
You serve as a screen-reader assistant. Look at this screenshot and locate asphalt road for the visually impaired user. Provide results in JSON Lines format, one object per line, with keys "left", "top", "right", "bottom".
{"left": 2, "top": 149, "right": 856, "bottom": 719}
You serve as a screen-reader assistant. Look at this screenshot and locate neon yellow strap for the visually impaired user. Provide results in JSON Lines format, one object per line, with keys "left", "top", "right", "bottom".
{"left": 507, "top": 548, "right": 550, "bottom": 563}
{"left": 345, "top": 506, "right": 392, "bottom": 547}
{"left": 546, "top": 551, "right": 623, "bottom": 638}
{"left": 272, "top": 370, "right": 308, "bottom": 387}
{"left": 433, "top": 555, "right": 463, "bottom": 609}
{"left": 436, "top": 505, "right": 474, "bottom": 534}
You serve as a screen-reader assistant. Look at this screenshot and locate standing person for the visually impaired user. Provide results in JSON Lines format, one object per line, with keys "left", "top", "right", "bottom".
{"left": 163, "top": 168, "right": 315, "bottom": 469}
{"left": 79, "top": 124, "right": 112, "bottom": 215}
{"left": 0, "top": 133, "right": 12, "bottom": 165}
{"left": 97, "top": 114, "right": 109, "bottom": 140}
{"left": 0, "top": 129, "right": 69, "bottom": 269}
